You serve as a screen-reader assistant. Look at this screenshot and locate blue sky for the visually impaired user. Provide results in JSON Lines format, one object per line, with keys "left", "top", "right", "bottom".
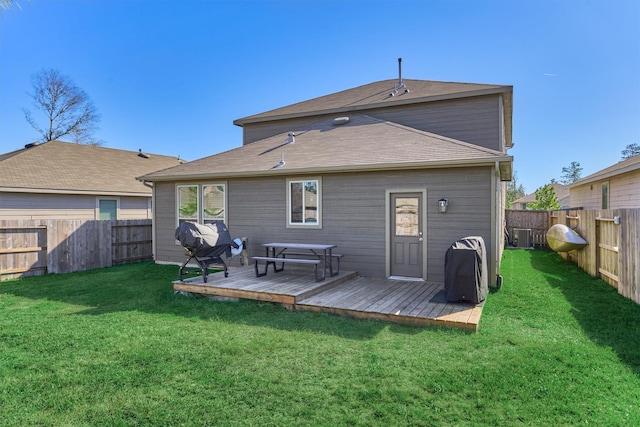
{"left": 1, "top": 0, "right": 638, "bottom": 193}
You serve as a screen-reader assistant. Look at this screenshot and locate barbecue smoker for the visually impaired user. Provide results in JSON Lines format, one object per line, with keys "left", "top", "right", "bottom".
{"left": 175, "top": 222, "right": 242, "bottom": 283}
{"left": 444, "top": 236, "right": 488, "bottom": 304}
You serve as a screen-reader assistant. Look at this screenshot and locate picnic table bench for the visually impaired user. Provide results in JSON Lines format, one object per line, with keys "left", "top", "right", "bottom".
{"left": 252, "top": 243, "right": 340, "bottom": 282}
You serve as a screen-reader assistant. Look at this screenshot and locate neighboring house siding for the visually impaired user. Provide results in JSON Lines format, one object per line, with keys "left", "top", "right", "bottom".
{"left": 0, "top": 192, "right": 151, "bottom": 219}
{"left": 153, "top": 167, "right": 493, "bottom": 284}
{"left": 242, "top": 95, "right": 502, "bottom": 151}
{"left": 570, "top": 169, "right": 640, "bottom": 209}
{"left": 118, "top": 197, "right": 152, "bottom": 219}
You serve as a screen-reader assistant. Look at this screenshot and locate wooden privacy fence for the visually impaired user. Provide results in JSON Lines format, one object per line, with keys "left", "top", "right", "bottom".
{"left": 0, "top": 219, "right": 153, "bottom": 280}
{"left": 507, "top": 209, "right": 640, "bottom": 305}
{"left": 505, "top": 209, "right": 550, "bottom": 247}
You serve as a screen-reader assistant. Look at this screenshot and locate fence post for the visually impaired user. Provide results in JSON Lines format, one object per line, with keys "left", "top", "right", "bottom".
{"left": 618, "top": 209, "right": 640, "bottom": 303}
{"left": 581, "top": 210, "right": 598, "bottom": 277}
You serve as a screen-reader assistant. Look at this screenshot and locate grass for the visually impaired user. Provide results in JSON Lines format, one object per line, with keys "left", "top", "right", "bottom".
{"left": 1, "top": 250, "right": 639, "bottom": 426}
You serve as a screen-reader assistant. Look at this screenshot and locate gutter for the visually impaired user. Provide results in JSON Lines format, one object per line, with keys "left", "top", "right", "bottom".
{"left": 0, "top": 187, "right": 152, "bottom": 197}
{"left": 138, "top": 155, "right": 513, "bottom": 183}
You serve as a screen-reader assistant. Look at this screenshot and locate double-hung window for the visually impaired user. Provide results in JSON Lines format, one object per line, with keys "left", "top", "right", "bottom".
{"left": 287, "top": 177, "right": 321, "bottom": 228}
{"left": 177, "top": 183, "right": 226, "bottom": 226}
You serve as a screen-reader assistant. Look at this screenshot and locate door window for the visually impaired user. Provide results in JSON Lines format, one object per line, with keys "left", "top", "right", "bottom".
{"left": 395, "top": 197, "right": 419, "bottom": 236}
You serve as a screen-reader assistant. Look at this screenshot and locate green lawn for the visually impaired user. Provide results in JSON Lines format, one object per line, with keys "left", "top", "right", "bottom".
{"left": 1, "top": 250, "right": 639, "bottom": 426}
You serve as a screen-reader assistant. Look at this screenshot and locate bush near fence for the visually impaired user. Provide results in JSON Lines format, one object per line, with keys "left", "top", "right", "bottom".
{"left": 506, "top": 208, "right": 640, "bottom": 305}
{"left": 0, "top": 219, "right": 152, "bottom": 280}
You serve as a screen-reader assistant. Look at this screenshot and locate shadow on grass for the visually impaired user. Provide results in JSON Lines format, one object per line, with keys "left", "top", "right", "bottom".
{"left": 0, "top": 262, "right": 395, "bottom": 340}
{"left": 529, "top": 250, "right": 640, "bottom": 376}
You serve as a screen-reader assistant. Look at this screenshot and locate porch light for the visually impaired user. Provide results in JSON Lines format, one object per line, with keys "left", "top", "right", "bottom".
{"left": 438, "top": 198, "right": 449, "bottom": 213}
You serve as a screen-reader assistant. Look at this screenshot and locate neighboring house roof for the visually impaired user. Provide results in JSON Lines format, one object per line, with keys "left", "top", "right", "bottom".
{"left": 568, "top": 155, "right": 640, "bottom": 188}
{"left": 234, "top": 78, "right": 513, "bottom": 147}
{"left": 140, "top": 114, "right": 512, "bottom": 182}
{"left": 512, "top": 183, "right": 570, "bottom": 207}
{"left": 0, "top": 141, "right": 185, "bottom": 196}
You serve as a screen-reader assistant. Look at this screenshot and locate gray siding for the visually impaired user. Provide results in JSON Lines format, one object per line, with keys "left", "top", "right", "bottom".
{"left": 153, "top": 167, "right": 494, "bottom": 284}
{"left": 242, "top": 95, "right": 502, "bottom": 151}
{"left": 154, "top": 182, "right": 180, "bottom": 263}
{"left": 0, "top": 192, "right": 151, "bottom": 220}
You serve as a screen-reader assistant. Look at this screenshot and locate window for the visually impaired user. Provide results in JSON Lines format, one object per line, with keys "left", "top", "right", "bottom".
{"left": 601, "top": 182, "right": 609, "bottom": 209}
{"left": 98, "top": 198, "right": 118, "bottom": 220}
{"left": 287, "top": 178, "right": 321, "bottom": 228}
{"left": 202, "top": 185, "right": 225, "bottom": 223}
{"left": 177, "top": 183, "right": 226, "bottom": 226}
{"left": 177, "top": 185, "right": 198, "bottom": 224}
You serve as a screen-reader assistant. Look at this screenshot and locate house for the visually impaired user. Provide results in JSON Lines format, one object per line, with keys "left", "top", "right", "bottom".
{"left": 568, "top": 154, "right": 640, "bottom": 209}
{"left": 140, "top": 73, "right": 513, "bottom": 286}
{"left": 0, "top": 141, "right": 184, "bottom": 220}
{"left": 511, "top": 183, "right": 570, "bottom": 210}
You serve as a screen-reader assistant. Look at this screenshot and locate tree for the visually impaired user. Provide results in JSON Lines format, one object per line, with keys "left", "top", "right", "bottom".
{"left": 621, "top": 143, "right": 640, "bottom": 160}
{"left": 506, "top": 171, "right": 526, "bottom": 208}
{"left": 23, "top": 68, "right": 101, "bottom": 145}
{"left": 529, "top": 184, "right": 560, "bottom": 210}
{"left": 0, "top": 0, "right": 24, "bottom": 11}
{"left": 560, "top": 161, "right": 582, "bottom": 184}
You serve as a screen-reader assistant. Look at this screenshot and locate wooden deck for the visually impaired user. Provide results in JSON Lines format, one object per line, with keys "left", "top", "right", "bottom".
{"left": 172, "top": 266, "right": 484, "bottom": 331}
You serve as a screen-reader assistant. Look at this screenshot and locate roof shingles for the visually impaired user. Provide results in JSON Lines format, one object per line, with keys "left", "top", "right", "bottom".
{"left": 0, "top": 141, "right": 184, "bottom": 194}
{"left": 142, "top": 114, "right": 511, "bottom": 181}
{"left": 234, "top": 79, "right": 511, "bottom": 124}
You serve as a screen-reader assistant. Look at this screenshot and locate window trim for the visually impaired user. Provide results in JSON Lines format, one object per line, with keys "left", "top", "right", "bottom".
{"left": 286, "top": 177, "right": 322, "bottom": 229}
{"left": 176, "top": 182, "right": 227, "bottom": 229}
{"left": 177, "top": 184, "right": 199, "bottom": 224}
{"left": 96, "top": 197, "right": 119, "bottom": 220}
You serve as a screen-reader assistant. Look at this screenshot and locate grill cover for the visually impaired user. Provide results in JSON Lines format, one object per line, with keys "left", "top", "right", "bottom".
{"left": 444, "top": 236, "right": 488, "bottom": 303}
{"left": 175, "top": 222, "right": 235, "bottom": 259}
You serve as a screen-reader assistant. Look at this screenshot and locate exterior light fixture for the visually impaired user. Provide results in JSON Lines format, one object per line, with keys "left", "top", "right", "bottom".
{"left": 438, "top": 198, "right": 449, "bottom": 213}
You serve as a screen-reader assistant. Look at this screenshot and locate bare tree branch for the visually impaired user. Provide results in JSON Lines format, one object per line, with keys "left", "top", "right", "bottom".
{"left": 23, "top": 68, "right": 102, "bottom": 145}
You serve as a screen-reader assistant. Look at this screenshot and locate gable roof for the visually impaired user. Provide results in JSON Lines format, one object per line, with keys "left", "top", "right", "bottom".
{"left": 140, "top": 114, "right": 512, "bottom": 182}
{"left": 234, "top": 78, "right": 513, "bottom": 147}
{"left": 568, "top": 155, "right": 640, "bottom": 188}
{"left": 0, "top": 141, "right": 184, "bottom": 196}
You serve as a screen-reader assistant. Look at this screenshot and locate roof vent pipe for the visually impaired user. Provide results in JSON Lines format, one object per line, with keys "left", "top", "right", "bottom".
{"left": 287, "top": 132, "right": 295, "bottom": 144}
{"left": 273, "top": 153, "right": 285, "bottom": 169}
{"left": 390, "top": 58, "right": 409, "bottom": 96}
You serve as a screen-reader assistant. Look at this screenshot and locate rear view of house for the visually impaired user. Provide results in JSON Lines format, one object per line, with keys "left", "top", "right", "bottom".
{"left": 141, "top": 65, "right": 513, "bottom": 286}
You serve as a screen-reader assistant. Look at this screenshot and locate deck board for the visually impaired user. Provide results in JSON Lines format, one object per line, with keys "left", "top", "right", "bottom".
{"left": 172, "top": 267, "right": 485, "bottom": 331}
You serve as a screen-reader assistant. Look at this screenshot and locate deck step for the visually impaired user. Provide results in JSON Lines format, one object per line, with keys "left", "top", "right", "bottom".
{"left": 296, "top": 271, "right": 357, "bottom": 300}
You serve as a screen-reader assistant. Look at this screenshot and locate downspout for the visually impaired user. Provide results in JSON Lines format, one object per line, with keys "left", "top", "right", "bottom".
{"left": 494, "top": 161, "right": 503, "bottom": 288}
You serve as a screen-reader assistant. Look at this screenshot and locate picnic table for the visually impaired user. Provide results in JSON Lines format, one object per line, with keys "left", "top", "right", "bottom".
{"left": 252, "top": 242, "right": 341, "bottom": 281}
